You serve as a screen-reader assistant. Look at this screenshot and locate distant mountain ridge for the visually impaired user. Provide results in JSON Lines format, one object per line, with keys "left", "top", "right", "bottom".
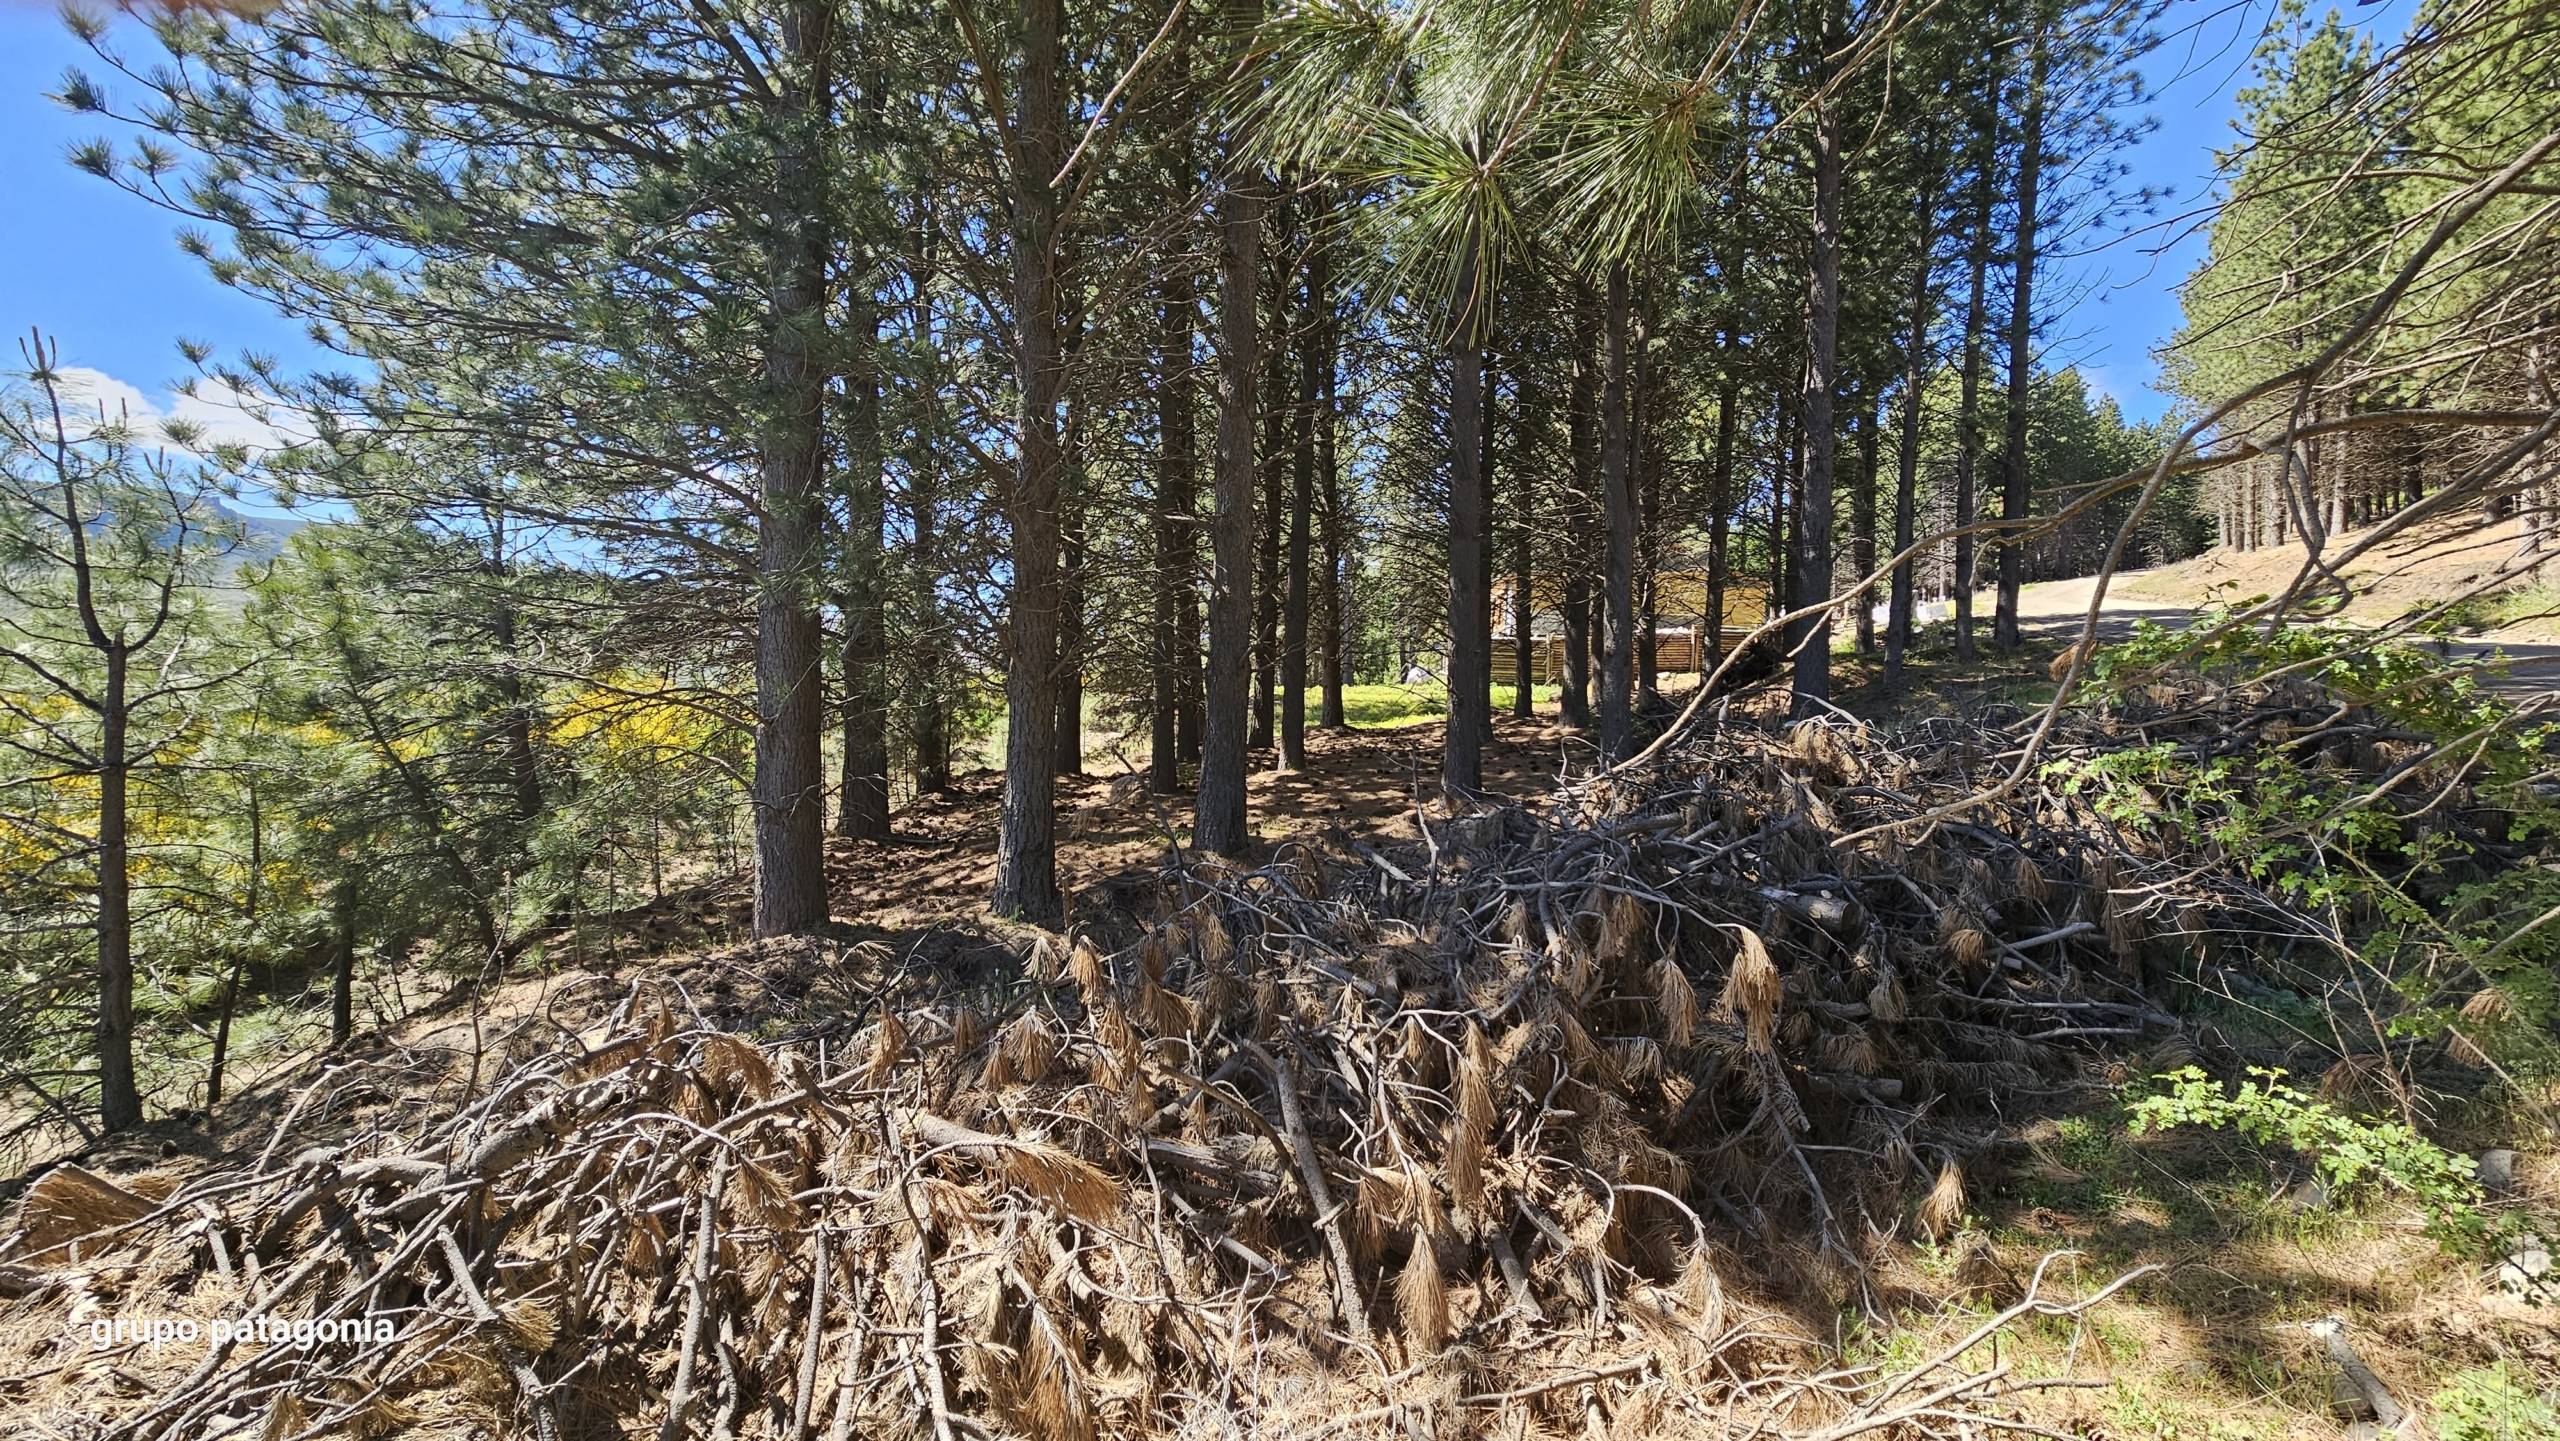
{"left": 77, "top": 497, "right": 304, "bottom": 571}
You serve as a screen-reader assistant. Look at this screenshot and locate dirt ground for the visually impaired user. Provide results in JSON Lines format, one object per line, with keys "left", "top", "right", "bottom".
{"left": 20, "top": 658, "right": 2558, "bottom": 1441}
{"left": 121, "top": 701, "right": 1683, "bottom": 1167}
{"left": 1928, "top": 515, "right": 2560, "bottom": 697}
{"left": 2114, "top": 512, "right": 2544, "bottom": 629}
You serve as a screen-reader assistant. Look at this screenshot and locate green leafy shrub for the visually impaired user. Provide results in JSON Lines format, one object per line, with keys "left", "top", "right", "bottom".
{"left": 2127, "top": 1066, "right": 2486, "bottom": 1245}
{"left": 2432, "top": 1362, "right": 2560, "bottom": 1441}
{"left": 2057, "top": 617, "right": 2560, "bottom": 1093}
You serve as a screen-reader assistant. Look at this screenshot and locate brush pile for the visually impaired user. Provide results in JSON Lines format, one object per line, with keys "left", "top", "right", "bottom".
{"left": 5, "top": 697, "right": 2327, "bottom": 1441}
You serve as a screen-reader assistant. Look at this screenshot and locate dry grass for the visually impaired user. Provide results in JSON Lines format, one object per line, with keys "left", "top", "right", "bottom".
{"left": 2116, "top": 511, "right": 2551, "bottom": 634}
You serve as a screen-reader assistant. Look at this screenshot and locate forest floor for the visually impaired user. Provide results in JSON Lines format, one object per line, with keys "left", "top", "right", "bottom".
{"left": 31, "top": 635, "right": 2551, "bottom": 1440}
{"left": 11, "top": 587, "right": 2560, "bottom": 1439}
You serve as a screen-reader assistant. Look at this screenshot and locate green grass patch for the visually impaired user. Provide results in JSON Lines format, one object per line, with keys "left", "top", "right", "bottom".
{"left": 2428, "top": 584, "right": 2560, "bottom": 636}
{"left": 1325, "top": 681, "right": 1559, "bottom": 728}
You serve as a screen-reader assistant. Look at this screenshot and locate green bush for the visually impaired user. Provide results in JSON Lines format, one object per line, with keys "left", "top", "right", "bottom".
{"left": 2059, "top": 616, "right": 2560, "bottom": 1089}
{"left": 2432, "top": 1363, "right": 2560, "bottom": 1441}
{"left": 2127, "top": 1066, "right": 2486, "bottom": 1246}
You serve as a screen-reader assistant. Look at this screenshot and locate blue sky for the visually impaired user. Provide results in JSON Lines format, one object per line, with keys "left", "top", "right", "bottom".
{"left": 0, "top": 3, "right": 328, "bottom": 430}
{"left": 2018, "top": 0, "right": 2419, "bottom": 423}
{"left": 0, "top": 0, "right": 2421, "bottom": 433}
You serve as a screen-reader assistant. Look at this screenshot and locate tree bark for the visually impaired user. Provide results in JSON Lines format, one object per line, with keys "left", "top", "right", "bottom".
{"left": 1511, "top": 418, "right": 1535, "bottom": 717}
{"left": 1886, "top": 175, "right": 1934, "bottom": 689}
{"left": 1598, "top": 261, "right": 1639, "bottom": 758}
{"left": 1252, "top": 246, "right": 1287, "bottom": 756}
{"left": 1775, "top": 391, "right": 1797, "bottom": 613}
{"left": 1280, "top": 240, "right": 1321, "bottom": 770}
{"left": 750, "top": 0, "right": 835, "bottom": 938}
{"left": 1851, "top": 403, "right": 1878, "bottom": 656}
{"left": 1194, "top": 66, "right": 1262, "bottom": 855}
{"left": 908, "top": 478, "right": 950, "bottom": 794}
{"left": 481, "top": 511, "right": 544, "bottom": 834}
{"left": 1993, "top": 35, "right": 2046, "bottom": 652}
{"left": 994, "top": 0, "right": 1067, "bottom": 921}
{"left": 1055, "top": 410, "right": 1087, "bottom": 778}
{"left": 1952, "top": 93, "right": 1998, "bottom": 664}
{"left": 1705, "top": 111, "right": 1747, "bottom": 665}
{"left": 1636, "top": 297, "right": 1661, "bottom": 709}
{"left": 1443, "top": 238, "right": 1492, "bottom": 792}
{"left": 837, "top": 272, "right": 892, "bottom": 838}
{"left": 1151, "top": 220, "right": 1198, "bottom": 792}
{"left": 96, "top": 644, "right": 140, "bottom": 1131}
{"left": 1708, "top": 371, "right": 1738, "bottom": 657}
{"left": 206, "top": 771, "right": 261, "bottom": 1109}
{"left": 328, "top": 881, "right": 358, "bottom": 1048}
{"left": 1561, "top": 284, "right": 1596, "bottom": 727}
{"left": 1054, "top": 297, "right": 1088, "bottom": 779}
{"left": 1789, "top": 43, "right": 1843, "bottom": 719}
{"left": 1316, "top": 247, "right": 1347, "bottom": 729}
{"left": 1475, "top": 343, "right": 1499, "bottom": 739}
{"left": 907, "top": 209, "right": 952, "bottom": 797}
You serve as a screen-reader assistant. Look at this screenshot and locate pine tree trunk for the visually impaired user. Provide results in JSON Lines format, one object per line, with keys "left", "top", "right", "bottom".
{"left": 1635, "top": 298, "right": 1660, "bottom": 709}
{"left": 1056, "top": 417, "right": 1087, "bottom": 778}
{"left": 1886, "top": 191, "right": 1932, "bottom": 687}
{"left": 1993, "top": 36, "right": 2045, "bottom": 652}
{"left": 1775, "top": 393, "right": 1797, "bottom": 613}
{"left": 1443, "top": 237, "right": 1491, "bottom": 793}
{"left": 207, "top": 776, "right": 261, "bottom": 1109}
{"left": 1852, "top": 404, "right": 1878, "bottom": 657}
{"left": 1706, "top": 124, "right": 1746, "bottom": 665}
{"left": 1251, "top": 291, "right": 1284, "bottom": 754}
{"left": 1151, "top": 235, "right": 1197, "bottom": 792}
{"left": 907, "top": 216, "right": 952, "bottom": 797}
{"left": 1281, "top": 243, "right": 1320, "bottom": 771}
{"left": 1561, "top": 285, "right": 1596, "bottom": 727}
{"left": 485, "top": 529, "right": 544, "bottom": 831}
{"left": 1599, "top": 261, "right": 1639, "bottom": 757}
{"left": 1316, "top": 250, "right": 1347, "bottom": 729}
{"left": 1478, "top": 341, "right": 1500, "bottom": 736}
{"left": 994, "top": 0, "right": 1066, "bottom": 922}
{"left": 2523, "top": 346, "right": 2551, "bottom": 575}
{"left": 1055, "top": 293, "right": 1089, "bottom": 779}
{"left": 1789, "top": 49, "right": 1843, "bottom": 719}
{"left": 1708, "top": 371, "right": 1738, "bottom": 657}
{"left": 1179, "top": 521, "right": 1205, "bottom": 762}
{"left": 909, "top": 476, "right": 949, "bottom": 794}
{"left": 1586, "top": 588, "right": 1606, "bottom": 705}
{"left": 328, "top": 882, "right": 358, "bottom": 1048}
{"left": 1511, "top": 443, "right": 1535, "bottom": 718}
{"left": 838, "top": 279, "right": 892, "bottom": 838}
{"left": 750, "top": 0, "right": 835, "bottom": 938}
{"left": 96, "top": 644, "right": 140, "bottom": 1131}
{"left": 1194, "top": 70, "right": 1261, "bottom": 855}
{"left": 206, "top": 948, "right": 247, "bottom": 1107}
{"left": 1952, "top": 116, "right": 1996, "bottom": 663}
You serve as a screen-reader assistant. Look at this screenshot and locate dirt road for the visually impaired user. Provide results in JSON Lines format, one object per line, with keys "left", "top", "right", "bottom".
{"left": 2005, "top": 573, "right": 2560, "bottom": 698}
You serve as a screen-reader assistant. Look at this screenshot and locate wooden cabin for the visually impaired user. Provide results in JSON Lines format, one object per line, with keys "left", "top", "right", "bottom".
{"left": 1489, "top": 572, "right": 1774, "bottom": 683}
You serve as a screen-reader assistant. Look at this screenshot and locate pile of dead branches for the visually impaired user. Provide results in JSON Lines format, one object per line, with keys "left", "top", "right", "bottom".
{"left": 2, "top": 698, "right": 2330, "bottom": 1441}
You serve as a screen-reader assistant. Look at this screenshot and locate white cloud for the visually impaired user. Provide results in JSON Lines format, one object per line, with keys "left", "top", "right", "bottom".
{"left": 46, "top": 366, "right": 300, "bottom": 455}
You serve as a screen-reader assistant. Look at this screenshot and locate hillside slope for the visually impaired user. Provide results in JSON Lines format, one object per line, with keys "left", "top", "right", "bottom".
{"left": 2110, "top": 514, "right": 2553, "bottom": 638}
